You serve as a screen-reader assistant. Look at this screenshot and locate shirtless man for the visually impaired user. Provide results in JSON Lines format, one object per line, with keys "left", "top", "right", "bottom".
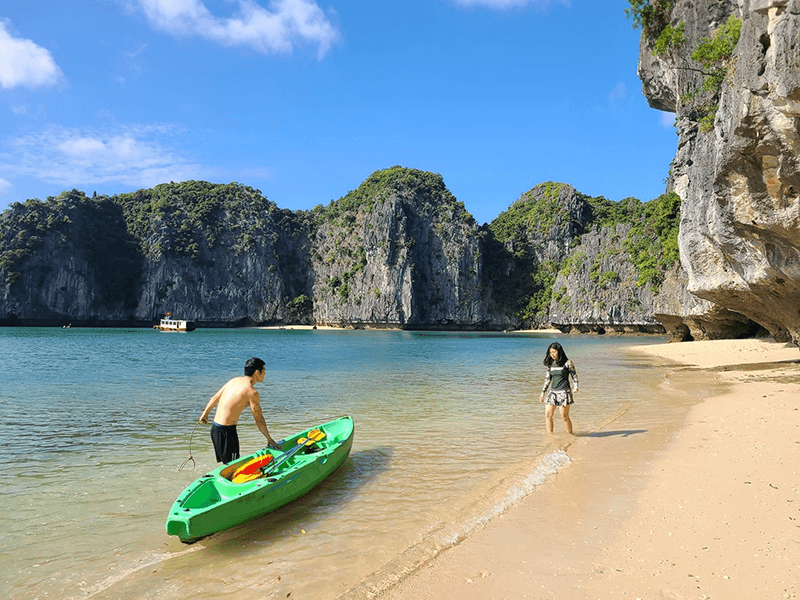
{"left": 199, "top": 357, "right": 281, "bottom": 463}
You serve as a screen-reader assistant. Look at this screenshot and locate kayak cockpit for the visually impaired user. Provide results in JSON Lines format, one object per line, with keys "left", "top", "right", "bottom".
{"left": 180, "top": 477, "right": 222, "bottom": 509}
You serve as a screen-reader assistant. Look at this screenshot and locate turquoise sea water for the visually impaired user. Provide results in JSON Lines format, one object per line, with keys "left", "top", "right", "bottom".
{"left": 1, "top": 327, "right": 675, "bottom": 599}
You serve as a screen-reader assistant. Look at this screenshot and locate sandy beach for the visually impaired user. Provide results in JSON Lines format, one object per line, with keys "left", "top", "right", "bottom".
{"left": 371, "top": 337, "right": 800, "bottom": 600}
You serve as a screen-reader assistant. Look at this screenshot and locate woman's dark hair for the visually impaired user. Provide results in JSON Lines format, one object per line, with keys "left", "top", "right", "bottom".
{"left": 543, "top": 342, "right": 568, "bottom": 367}
{"left": 244, "top": 357, "right": 266, "bottom": 376}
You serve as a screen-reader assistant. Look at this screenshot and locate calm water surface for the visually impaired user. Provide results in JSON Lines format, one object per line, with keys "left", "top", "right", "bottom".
{"left": 0, "top": 327, "right": 673, "bottom": 599}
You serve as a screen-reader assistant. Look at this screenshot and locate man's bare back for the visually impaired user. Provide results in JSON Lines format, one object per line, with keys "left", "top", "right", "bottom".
{"left": 202, "top": 376, "right": 258, "bottom": 426}
{"left": 199, "top": 359, "right": 280, "bottom": 456}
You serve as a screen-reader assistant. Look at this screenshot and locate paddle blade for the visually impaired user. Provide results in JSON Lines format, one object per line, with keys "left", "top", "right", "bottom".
{"left": 260, "top": 428, "right": 327, "bottom": 476}
{"left": 305, "top": 430, "right": 326, "bottom": 444}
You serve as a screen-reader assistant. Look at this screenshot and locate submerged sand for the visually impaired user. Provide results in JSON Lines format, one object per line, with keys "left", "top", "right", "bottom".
{"left": 372, "top": 338, "right": 800, "bottom": 600}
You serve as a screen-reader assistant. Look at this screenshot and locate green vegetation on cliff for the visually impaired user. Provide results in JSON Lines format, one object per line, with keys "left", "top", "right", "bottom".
{"left": 625, "top": 191, "right": 681, "bottom": 288}
{"left": 114, "top": 181, "right": 278, "bottom": 259}
{"left": 627, "top": 2, "right": 741, "bottom": 132}
{"left": 624, "top": 0, "right": 684, "bottom": 60}
{"left": 0, "top": 190, "right": 143, "bottom": 304}
{"left": 625, "top": 0, "right": 672, "bottom": 42}
{"left": 583, "top": 192, "right": 680, "bottom": 289}
{"left": 0, "top": 193, "right": 73, "bottom": 286}
{"left": 686, "top": 15, "right": 742, "bottom": 131}
{"left": 313, "top": 166, "right": 472, "bottom": 226}
{"left": 486, "top": 182, "right": 586, "bottom": 322}
{"left": 489, "top": 182, "right": 576, "bottom": 253}
{"left": 486, "top": 186, "right": 681, "bottom": 325}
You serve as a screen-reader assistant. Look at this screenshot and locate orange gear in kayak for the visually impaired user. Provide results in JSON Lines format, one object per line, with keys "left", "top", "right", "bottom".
{"left": 231, "top": 454, "right": 273, "bottom": 483}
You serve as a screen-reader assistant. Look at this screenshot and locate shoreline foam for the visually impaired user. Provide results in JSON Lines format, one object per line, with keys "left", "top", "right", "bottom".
{"left": 339, "top": 451, "right": 573, "bottom": 600}
{"left": 364, "top": 338, "right": 800, "bottom": 600}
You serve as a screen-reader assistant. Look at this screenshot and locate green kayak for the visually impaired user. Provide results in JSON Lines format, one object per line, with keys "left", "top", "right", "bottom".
{"left": 166, "top": 415, "right": 354, "bottom": 543}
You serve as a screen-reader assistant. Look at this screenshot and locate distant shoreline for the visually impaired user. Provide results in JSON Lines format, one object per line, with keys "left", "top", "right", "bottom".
{"left": 252, "top": 325, "right": 667, "bottom": 336}
{"left": 254, "top": 324, "right": 566, "bottom": 334}
{"left": 1, "top": 321, "right": 667, "bottom": 335}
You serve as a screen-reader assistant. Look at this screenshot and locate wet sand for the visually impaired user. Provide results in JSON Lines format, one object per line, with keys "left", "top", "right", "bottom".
{"left": 372, "top": 338, "right": 800, "bottom": 600}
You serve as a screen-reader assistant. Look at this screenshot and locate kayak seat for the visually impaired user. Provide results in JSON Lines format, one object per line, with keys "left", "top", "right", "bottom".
{"left": 219, "top": 454, "right": 272, "bottom": 481}
{"left": 226, "top": 454, "right": 275, "bottom": 483}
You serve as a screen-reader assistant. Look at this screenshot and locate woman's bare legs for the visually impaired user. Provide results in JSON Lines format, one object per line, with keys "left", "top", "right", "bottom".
{"left": 545, "top": 404, "right": 556, "bottom": 433}
{"left": 559, "top": 404, "right": 573, "bottom": 435}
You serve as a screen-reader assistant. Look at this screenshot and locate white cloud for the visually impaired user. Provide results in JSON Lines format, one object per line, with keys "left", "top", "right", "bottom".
{"left": 0, "top": 20, "right": 63, "bottom": 90}
{"left": 136, "top": 0, "right": 340, "bottom": 58}
{"left": 1, "top": 123, "right": 207, "bottom": 190}
{"left": 451, "top": 0, "right": 571, "bottom": 9}
{"left": 659, "top": 111, "right": 675, "bottom": 129}
{"left": 0, "top": 177, "right": 11, "bottom": 195}
{"left": 608, "top": 81, "right": 628, "bottom": 104}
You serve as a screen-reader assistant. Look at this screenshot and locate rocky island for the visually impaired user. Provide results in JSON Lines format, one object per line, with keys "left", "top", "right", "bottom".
{"left": 0, "top": 169, "right": 689, "bottom": 334}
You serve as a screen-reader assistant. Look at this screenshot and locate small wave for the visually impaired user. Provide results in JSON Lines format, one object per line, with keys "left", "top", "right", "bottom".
{"left": 338, "top": 450, "right": 572, "bottom": 600}
{"left": 438, "top": 450, "right": 570, "bottom": 546}
{"left": 79, "top": 545, "right": 205, "bottom": 599}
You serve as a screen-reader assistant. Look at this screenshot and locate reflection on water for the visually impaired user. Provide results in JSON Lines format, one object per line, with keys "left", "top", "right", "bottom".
{"left": 1, "top": 327, "right": 672, "bottom": 600}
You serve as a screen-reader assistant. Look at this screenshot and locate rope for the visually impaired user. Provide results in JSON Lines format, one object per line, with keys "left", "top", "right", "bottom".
{"left": 179, "top": 421, "right": 203, "bottom": 470}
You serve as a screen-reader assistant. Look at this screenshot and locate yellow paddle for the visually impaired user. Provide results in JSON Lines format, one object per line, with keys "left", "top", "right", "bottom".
{"left": 232, "top": 430, "right": 326, "bottom": 483}
{"left": 261, "top": 429, "right": 326, "bottom": 476}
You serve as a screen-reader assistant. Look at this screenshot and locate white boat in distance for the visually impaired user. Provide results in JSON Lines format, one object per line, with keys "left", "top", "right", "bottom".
{"left": 154, "top": 314, "right": 196, "bottom": 332}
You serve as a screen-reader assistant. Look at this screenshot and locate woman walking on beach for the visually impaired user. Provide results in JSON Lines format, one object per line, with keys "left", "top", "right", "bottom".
{"left": 539, "top": 342, "right": 579, "bottom": 434}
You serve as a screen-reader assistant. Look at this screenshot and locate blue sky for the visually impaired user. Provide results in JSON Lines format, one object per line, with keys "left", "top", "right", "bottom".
{"left": 0, "top": 0, "right": 677, "bottom": 225}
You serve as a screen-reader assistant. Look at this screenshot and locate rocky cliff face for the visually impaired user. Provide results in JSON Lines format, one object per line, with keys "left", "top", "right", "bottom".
{"left": 489, "top": 182, "right": 703, "bottom": 335}
{"left": 549, "top": 223, "right": 676, "bottom": 334}
{"left": 639, "top": 0, "right": 800, "bottom": 345}
{"left": 0, "top": 185, "right": 312, "bottom": 326}
{"left": 0, "top": 166, "right": 731, "bottom": 335}
{"left": 0, "top": 196, "right": 144, "bottom": 324}
{"left": 0, "top": 172, "right": 499, "bottom": 329}
{"left": 129, "top": 200, "right": 313, "bottom": 327}
{"left": 308, "top": 168, "right": 491, "bottom": 328}
{"left": 550, "top": 221, "right": 760, "bottom": 339}
{"left": 483, "top": 182, "right": 593, "bottom": 328}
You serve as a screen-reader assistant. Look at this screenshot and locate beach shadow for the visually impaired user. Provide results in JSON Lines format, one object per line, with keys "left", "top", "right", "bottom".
{"left": 711, "top": 359, "right": 800, "bottom": 372}
{"left": 580, "top": 429, "right": 648, "bottom": 438}
{"left": 195, "top": 446, "right": 394, "bottom": 552}
{"left": 675, "top": 358, "right": 800, "bottom": 373}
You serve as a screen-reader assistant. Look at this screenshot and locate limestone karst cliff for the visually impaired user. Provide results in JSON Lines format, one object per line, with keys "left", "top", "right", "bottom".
{"left": 0, "top": 183, "right": 312, "bottom": 326}
{"left": 0, "top": 169, "right": 686, "bottom": 331}
{"left": 0, "top": 172, "right": 499, "bottom": 329}
{"left": 308, "top": 168, "right": 493, "bottom": 328}
{"left": 636, "top": 0, "right": 800, "bottom": 345}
